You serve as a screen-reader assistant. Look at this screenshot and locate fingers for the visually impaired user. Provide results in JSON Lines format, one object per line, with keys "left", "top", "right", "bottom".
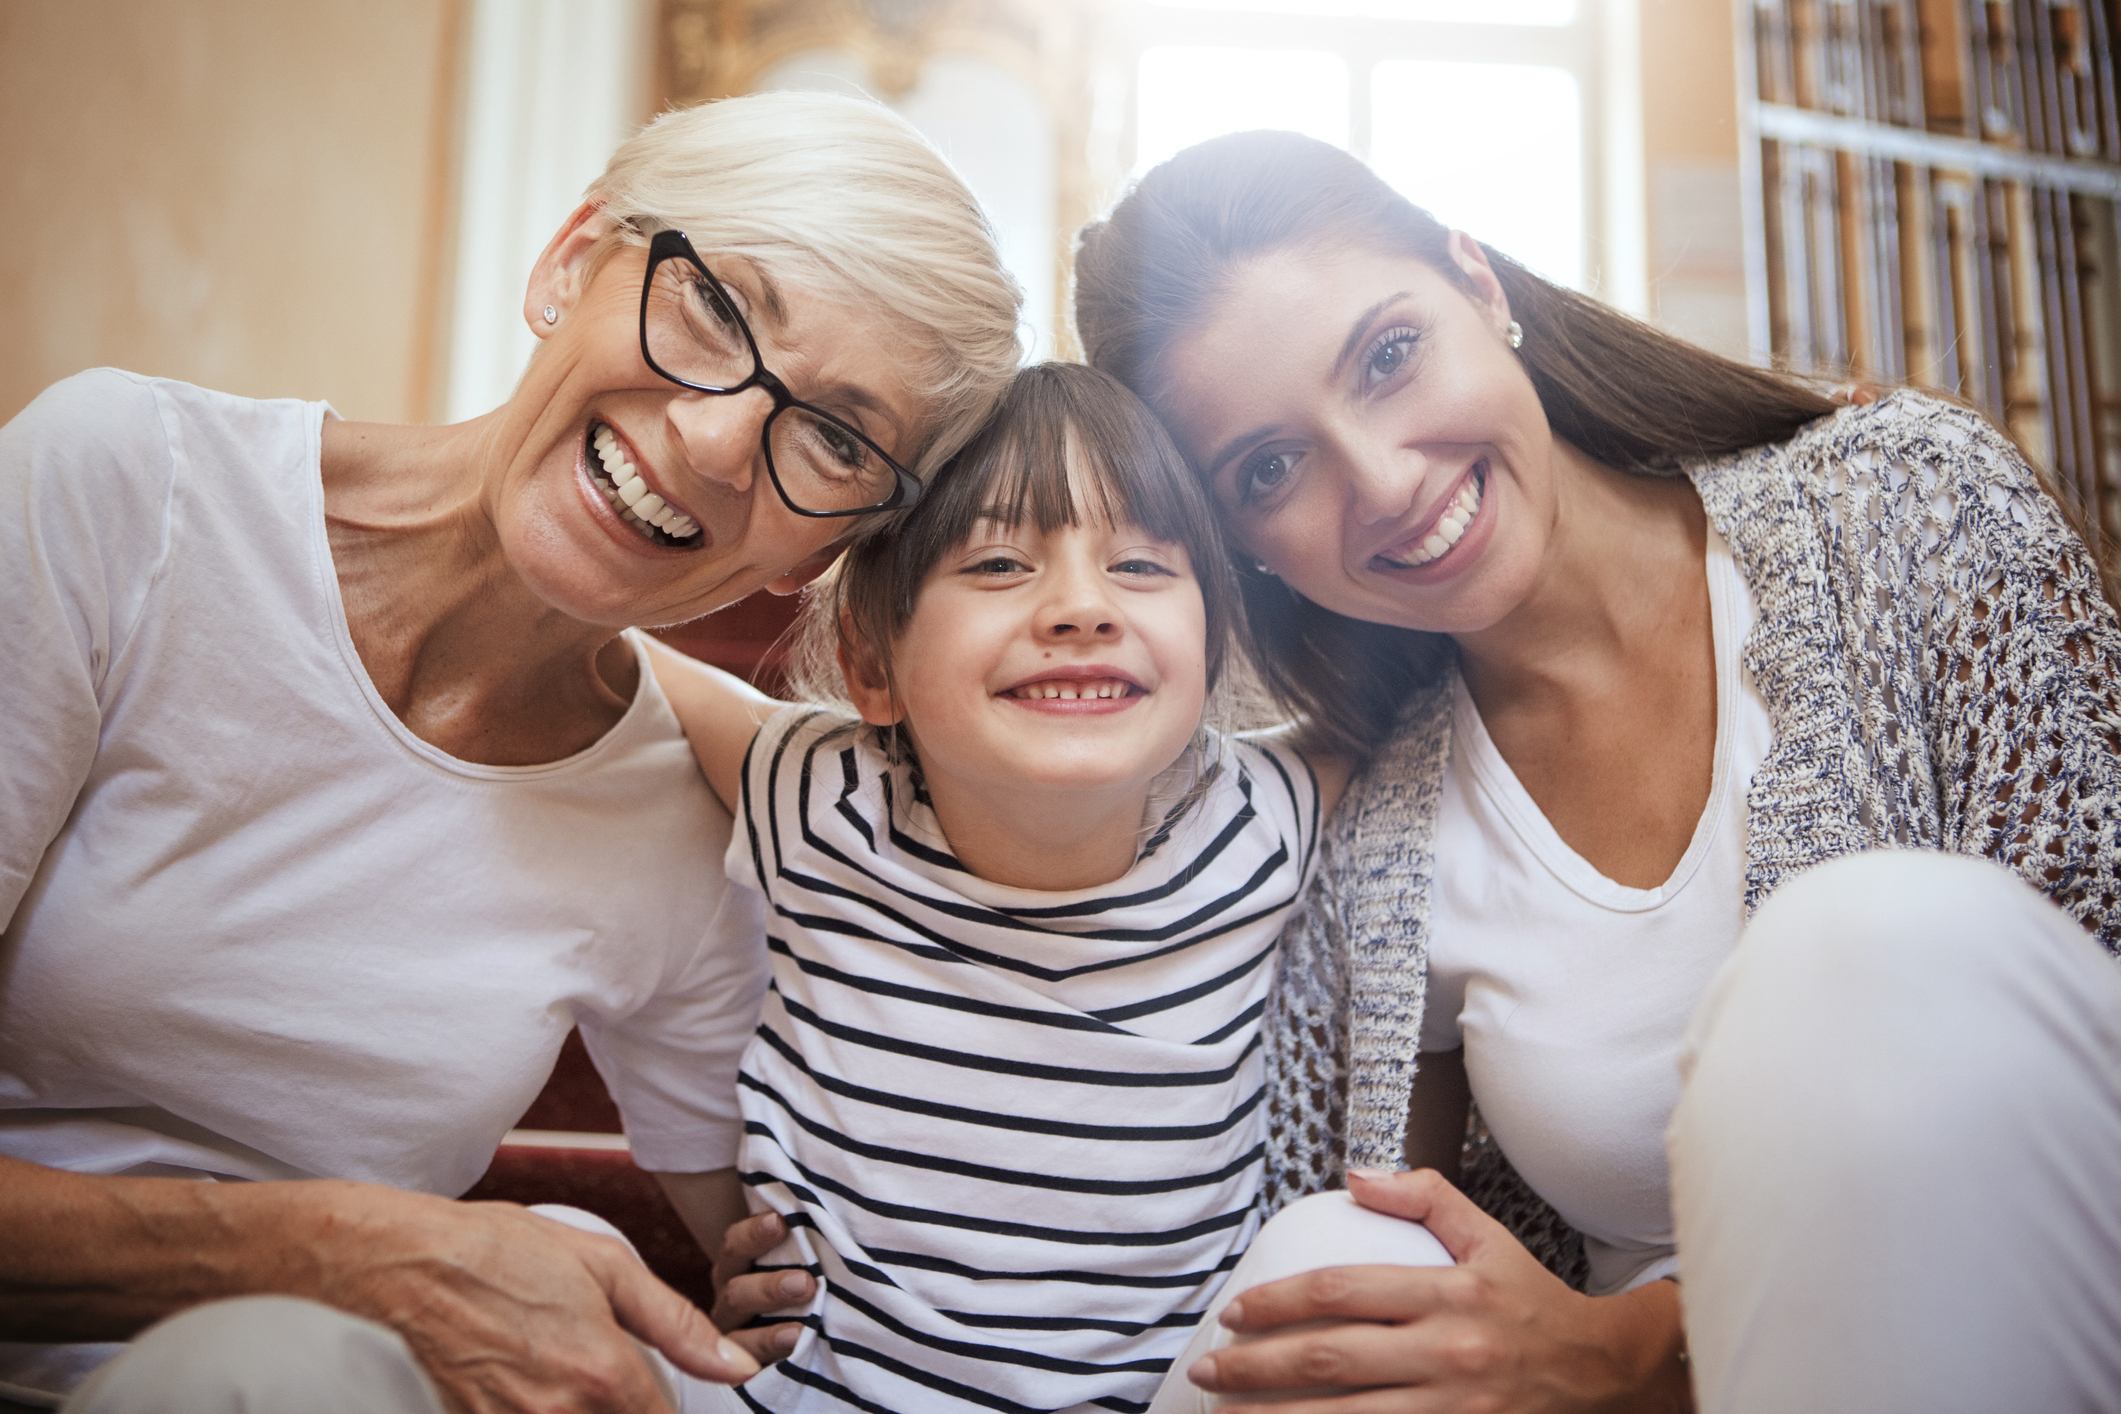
{"left": 1191, "top": 1316, "right": 1498, "bottom": 1401}
{"left": 592, "top": 1241, "right": 760, "bottom": 1385}
{"left": 1221, "top": 1264, "right": 1474, "bottom": 1335}
{"left": 1344, "top": 1168, "right": 1507, "bottom": 1265}
{"left": 717, "top": 1209, "right": 791, "bottom": 1272}
{"left": 722, "top": 1319, "right": 805, "bottom": 1365}
{"left": 713, "top": 1267, "right": 814, "bottom": 1330}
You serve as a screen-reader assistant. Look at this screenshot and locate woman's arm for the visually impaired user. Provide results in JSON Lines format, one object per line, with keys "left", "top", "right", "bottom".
{"left": 0, "top": 1153, "right": 760, "bottom": 1410}
{"left": 1189, "top": 1170, "right": 1690, "bottom": 1413}
{"left": 644, "top": 637, "right": 787, "bottom": 813}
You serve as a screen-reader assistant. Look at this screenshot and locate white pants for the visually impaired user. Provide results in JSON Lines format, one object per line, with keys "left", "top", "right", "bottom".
{"left": 673, "top": 1190, "right": 1453, "bottom": 1414}
{"left": 1670, "top": 850, "right": 2121, "bottom": 1413}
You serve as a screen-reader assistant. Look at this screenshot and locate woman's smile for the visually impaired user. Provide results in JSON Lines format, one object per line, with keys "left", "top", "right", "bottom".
{"left": 1369, "top": 455, "right": 1497, "bottom": 583}
{"left": 584, "top": 419, "right": 703, "bottom": 547}
{"left": 575, "top": 418, "right": 708, "bottom": 554}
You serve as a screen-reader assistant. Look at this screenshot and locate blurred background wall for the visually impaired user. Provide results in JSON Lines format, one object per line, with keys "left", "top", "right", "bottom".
{"left": 0, "top": 0, "right": 1746, "bottom": 428}
{"left": 0, "top": 0, "right": 464, "bottom": 424}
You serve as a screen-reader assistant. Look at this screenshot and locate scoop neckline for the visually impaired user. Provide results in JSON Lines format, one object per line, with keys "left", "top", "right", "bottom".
{"left": 305, "top": 402, "right": 659, "bottom": 782}
{"left": 1447, "top": 528, "right": 1746, "bottom": 913}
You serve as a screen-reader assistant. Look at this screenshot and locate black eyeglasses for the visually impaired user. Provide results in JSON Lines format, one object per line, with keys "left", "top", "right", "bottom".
{"left": 638, "top": 229, "right": 922, "bottom": 518}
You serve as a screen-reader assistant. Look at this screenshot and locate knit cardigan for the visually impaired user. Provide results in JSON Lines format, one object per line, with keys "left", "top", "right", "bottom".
{"left": 1257, "top": 391, "right": 2121, "bottom": 1281}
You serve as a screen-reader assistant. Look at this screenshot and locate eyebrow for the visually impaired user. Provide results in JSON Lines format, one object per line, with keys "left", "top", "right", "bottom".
{"left": 725, "top": 258, "right": 906, "bottom": 440}
{"left": 1334, "top": 292, "right": 1413, "bottom": 376}
{"left": 738, "top": 261, "right": 789, "bottom": 327}
{"left": 1201, "top": 291, "right": 1418, "bottom": 478}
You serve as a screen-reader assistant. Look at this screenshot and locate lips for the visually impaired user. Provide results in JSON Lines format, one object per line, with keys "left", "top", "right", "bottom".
{"left": 586, "top": 421, "right": 703, "bottom": 549}
{"left": 1376, "top": 458, "right": 1487, "bottom": 571}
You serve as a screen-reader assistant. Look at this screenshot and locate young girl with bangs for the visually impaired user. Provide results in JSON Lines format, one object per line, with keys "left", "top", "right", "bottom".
{"left": 648, "top": 362, "right": 1446, "bottom": 1414}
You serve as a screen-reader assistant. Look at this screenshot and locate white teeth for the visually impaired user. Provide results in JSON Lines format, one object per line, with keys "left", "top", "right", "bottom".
{"left": 1015, "top": 679, "right": 1130, "bottom": 700}
{"left": 590, "top": 423, "right": 700, "bottom": 545}
{"left": 1393, "top": 470, "right": 1486, "bottom": 567}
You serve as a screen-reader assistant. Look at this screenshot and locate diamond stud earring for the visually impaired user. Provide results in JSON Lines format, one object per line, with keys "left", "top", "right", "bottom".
{"left": 1506, "top": 320, "right": 1524, "bottom": 350}
{"left": 543, "top": 305, "right": 559, "bottom": 325}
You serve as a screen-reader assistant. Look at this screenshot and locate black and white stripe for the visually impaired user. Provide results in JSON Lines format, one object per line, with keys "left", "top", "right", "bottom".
{"left": 726, "top": 709, "right": 1321, "bottom": 1414}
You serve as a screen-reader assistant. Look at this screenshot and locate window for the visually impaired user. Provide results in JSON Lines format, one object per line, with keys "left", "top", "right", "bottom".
{"left": 1129, "top": 0, "right": 1603, "bottom": 291}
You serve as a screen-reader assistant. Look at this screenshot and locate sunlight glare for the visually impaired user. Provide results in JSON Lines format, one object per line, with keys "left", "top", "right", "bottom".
{"left": 1369, "top": 60, "right": 1583, "bottom": 288}
{"left": 1134, "top": 46, "right": 1350, "bottom": 175}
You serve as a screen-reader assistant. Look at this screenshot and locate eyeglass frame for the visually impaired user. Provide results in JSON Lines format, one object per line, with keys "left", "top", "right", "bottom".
{"left": 636, "top": 228, "right": 923, "bottom": 518}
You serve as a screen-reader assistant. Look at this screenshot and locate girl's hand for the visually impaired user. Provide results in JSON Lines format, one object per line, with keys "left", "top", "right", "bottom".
{"left": 1188, "top": 1169, "right": 1691, "bottom": 1413}
{"left": 708, "top": 1210, "right": 814, "bottom": 1365}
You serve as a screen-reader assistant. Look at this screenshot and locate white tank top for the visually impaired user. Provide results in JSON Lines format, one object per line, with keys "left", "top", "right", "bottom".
{"left": 1423, "top": 527, "right": 1775, "bottom": 1295}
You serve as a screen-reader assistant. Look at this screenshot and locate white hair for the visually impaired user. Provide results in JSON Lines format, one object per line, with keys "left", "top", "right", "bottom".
{"left": 589, "top": 91, "right": 1023, "bottom": 478}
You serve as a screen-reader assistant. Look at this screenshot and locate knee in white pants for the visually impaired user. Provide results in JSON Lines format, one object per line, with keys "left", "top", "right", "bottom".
{"left": 61, "top": 1296, "right": 444, "bottom": 1414}
{"left": 1672, "top": 848, "right": 2121, "bottom": 1414}
{"left": 1147, "top": 1191, "right": 1454, "bottom": 1414}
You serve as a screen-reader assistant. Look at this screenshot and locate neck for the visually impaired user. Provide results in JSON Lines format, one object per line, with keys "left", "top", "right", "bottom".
{"left": 915, "top": 756, "right": 1154, "bottom": 892}
{"left": 1454, "top": 443, "right": 1708, "bottom": 709}
{"left": 323, "top": 414, "right": 635, "bottom": 766}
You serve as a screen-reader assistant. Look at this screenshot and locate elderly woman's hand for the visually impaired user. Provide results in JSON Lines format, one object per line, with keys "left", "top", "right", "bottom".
{"left": 709, "top": 1209, "right": 815, "bottom": 1364}
{"left": 302, "top": 1184, "right": 762, "bottom": 1414}
{"left": 1186, "top": 1170, "right": 1691, "bottom": 1414}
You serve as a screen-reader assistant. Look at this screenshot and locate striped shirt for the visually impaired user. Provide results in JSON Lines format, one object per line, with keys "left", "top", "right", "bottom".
{"left": 724, "top": 708, "right": 1322, "bottom": 1414}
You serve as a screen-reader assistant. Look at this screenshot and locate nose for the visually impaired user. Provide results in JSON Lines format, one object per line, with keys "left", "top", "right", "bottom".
{"left": 1341, "top": 435, "right": 1428, "bottom": 528}
{"left": 1034, "top": 555, "right": 1123, "bottom": 644}
{"left": 666, "top": 387, "right": 775, "bottom": 496}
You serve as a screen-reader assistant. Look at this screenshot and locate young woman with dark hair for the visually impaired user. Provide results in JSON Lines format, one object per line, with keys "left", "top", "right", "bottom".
{"left": 1068, "top": 129, "right": 2121, "bottom": 1414}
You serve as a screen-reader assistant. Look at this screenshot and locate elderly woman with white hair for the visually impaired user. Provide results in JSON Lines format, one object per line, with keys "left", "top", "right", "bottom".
{"left": 0, "top": 91, "right": 1021, "bottom": 1414}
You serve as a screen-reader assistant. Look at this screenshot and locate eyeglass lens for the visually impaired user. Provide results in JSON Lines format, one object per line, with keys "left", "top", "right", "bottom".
{"left": 643, "top": 255, "right": 900, "bottom": 515}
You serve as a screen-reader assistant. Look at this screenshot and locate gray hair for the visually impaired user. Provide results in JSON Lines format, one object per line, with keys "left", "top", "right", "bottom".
{"left": 591, "top": 91, "right": 1023, "bottom": 477}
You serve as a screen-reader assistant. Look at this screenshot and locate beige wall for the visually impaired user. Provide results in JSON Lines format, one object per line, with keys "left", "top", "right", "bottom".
{"left": 0, "top": 0, "right": 460, "bottom": 426}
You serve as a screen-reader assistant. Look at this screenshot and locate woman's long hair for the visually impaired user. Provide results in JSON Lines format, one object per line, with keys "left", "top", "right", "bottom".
{"left": 1073, "top": 130, "right": 1839, "bottom": 759}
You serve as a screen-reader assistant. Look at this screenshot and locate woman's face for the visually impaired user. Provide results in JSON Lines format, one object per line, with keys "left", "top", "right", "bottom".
{"left": 496, "top": 212, "right": 924, "bottom": 630}
{"left": 1159, "top": 235, "right": 1558, "bottom": 637}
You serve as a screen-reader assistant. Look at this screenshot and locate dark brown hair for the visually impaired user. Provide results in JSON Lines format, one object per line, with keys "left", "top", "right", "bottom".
{"left": 1074, "top": 129, "right": 1840, "bottom": 759}
{"left": 793, "top": 361, "right": 1241, "bottom": 732}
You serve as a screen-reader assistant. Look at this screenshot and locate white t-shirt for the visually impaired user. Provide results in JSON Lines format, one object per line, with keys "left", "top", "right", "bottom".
{"left": 1423, "top": 528, "right": 1774, "bottom": 1296}
{"left": 0, "top": 371, "right": 768, "bottom": 1402}
{"left": 726, "top": 710, "right": 1321, "bottom": 1414}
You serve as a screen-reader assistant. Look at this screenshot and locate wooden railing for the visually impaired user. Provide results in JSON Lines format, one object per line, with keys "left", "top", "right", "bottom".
{"left": 1737, "top": 0, "right": 2121, "bottom": 555}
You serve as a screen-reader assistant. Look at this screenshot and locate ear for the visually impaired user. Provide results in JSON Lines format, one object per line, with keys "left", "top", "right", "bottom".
{"left": 836, "top": 614, "right": 902, "bottom": 727}
{"left": 524, "top": 196, "right": 614, "bottom": 339}
{"left": 1443, "top": 230, "right": 1515, "bottom": 340}
{"left": 766, "top": 545, "right": 846, "bottom": 598}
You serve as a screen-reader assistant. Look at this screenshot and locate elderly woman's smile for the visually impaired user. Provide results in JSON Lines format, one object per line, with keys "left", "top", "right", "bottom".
{"left": 587, "top": 418, "right": 703, "bottom": 547}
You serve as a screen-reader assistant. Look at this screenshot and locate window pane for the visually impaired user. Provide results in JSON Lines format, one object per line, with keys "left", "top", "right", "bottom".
{"left": 1134, "top": 46, "right": 1350, "bottom": 175}
{"left": 1370, "top": 61, "right": 1582, "bottom": 288}
{"left": 1150, "top": 0, "right": 1575, "bottom": 23}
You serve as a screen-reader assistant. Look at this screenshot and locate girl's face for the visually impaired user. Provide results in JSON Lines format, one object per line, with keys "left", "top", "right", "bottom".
{"left": 1159, "top": 234, "right": 1558, "bottom": 637}
{"left": 852, "top": 477, "right": 1210, "bottom": 811}
{"left": 497, "top": 209, "right": 923, "bottom": 629}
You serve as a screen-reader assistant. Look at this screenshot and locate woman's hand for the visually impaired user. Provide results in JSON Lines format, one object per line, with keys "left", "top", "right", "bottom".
{"left": 1188, "top": 1170, "right": 1690, "bottom": 1413}
{"left": 302, "top": 1188, "right": 761, "bottom": 1414}
{"left": 708, "top": 1209, "right": 815, "bottom": 1365}
{"left": 0, "top": 1157, "right": 759, "bottom": 1414}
